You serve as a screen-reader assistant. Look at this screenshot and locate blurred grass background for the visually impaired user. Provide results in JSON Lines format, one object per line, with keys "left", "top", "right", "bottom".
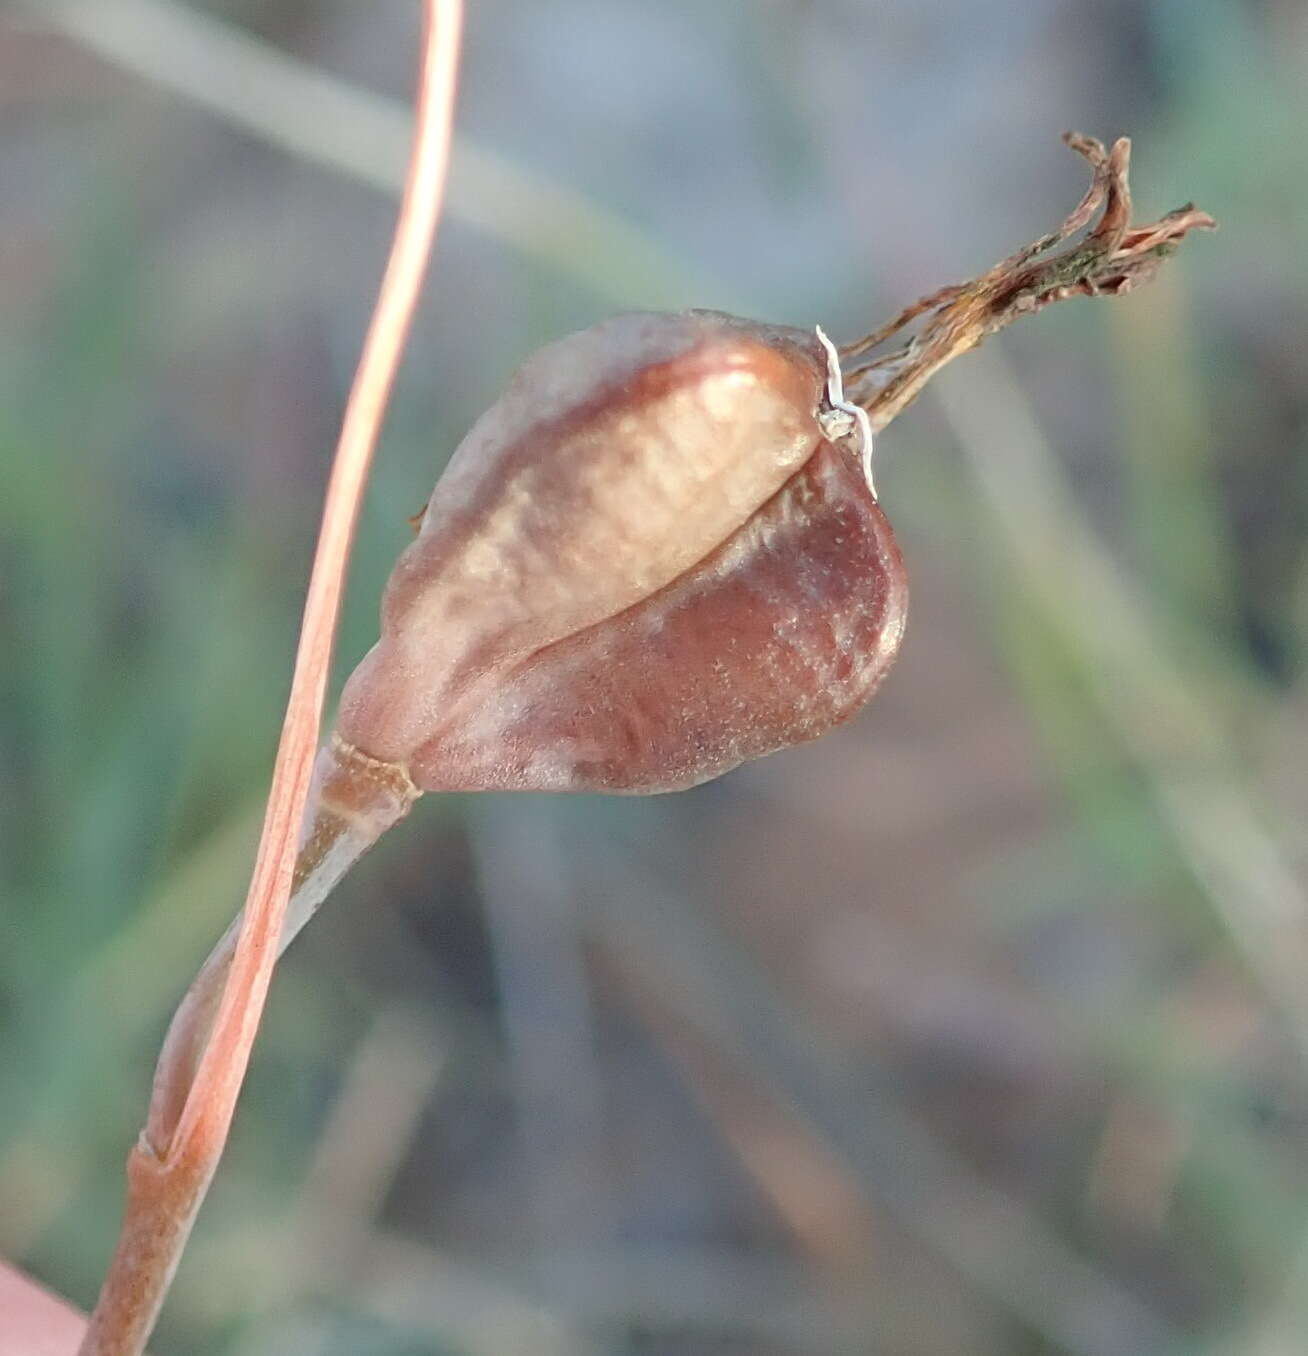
{"left": 2, "top": 1, "right": 1307, "bottom": 1353}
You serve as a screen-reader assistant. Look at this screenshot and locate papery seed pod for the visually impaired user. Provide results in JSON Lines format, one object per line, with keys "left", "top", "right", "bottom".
{"left": 334, "top": 309, "right": 908, "bottom": 793}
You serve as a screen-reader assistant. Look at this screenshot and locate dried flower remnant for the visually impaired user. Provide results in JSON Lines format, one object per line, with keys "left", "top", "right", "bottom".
{"left": 75, "top": 4, "right": 465, "bottom": 1352}
{"left": 840, "top": 134, "right": 1215, "bottom": 429}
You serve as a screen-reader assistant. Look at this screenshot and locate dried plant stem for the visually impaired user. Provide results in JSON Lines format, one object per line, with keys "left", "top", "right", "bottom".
{"left": 847, "top": 134, "right": 1215, "bottom": 433}
{"left": 76, "top": 4, "right": 462, "bottom": 1353}
{"left": 145, "top": 741, "right": 419, "bottom": 1149}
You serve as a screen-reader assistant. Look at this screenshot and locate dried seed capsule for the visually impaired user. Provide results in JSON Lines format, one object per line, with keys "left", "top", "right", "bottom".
{"left": 412, "top": 440, "right": 906, "bottom": 792}
{"left": 335, "top": 309, "right": 908, "bottom": 793}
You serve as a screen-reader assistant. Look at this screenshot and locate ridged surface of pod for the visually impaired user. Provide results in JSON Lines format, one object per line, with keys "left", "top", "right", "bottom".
{"left": 335, "top": 309, "right": 908, "bottom": 793}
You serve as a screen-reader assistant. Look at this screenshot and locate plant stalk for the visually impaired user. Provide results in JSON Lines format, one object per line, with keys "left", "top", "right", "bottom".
{"left": 144, "top": 740, "right": 420, "bottom": 1155}
{"left": 78, "top": 742, "right": 418, "bottom": 1356}
{"left": 76, "top": 1, "right": 461, "bottom": 1350}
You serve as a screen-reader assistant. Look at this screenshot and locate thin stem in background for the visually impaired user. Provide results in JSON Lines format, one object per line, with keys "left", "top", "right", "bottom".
{"left": 933, "top": 348, "right": 1308, "bottom": 1056}
{"left": 38, "top": 0, "right": 700, "bottom": 307}
{"left": 76, "top": 3, "right": 463, "bottom": 1352}
{"left": 582, "top": 841, "right": 1183, "bottom": 1356}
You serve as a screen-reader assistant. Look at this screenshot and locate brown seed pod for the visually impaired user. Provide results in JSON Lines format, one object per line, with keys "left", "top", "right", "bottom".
{"left": 335, "top": 309, "right": 909, "bottom": 793}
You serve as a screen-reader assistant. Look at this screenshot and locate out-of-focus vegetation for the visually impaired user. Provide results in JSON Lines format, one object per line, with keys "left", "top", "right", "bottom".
{"left": 2, "top": 2, "right": 1306, "bottom": 1353}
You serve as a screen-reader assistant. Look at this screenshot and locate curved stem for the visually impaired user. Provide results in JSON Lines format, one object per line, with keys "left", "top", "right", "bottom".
{"left": 144, "top": 741, "right": 419, "bottom": 1154}
{"left": 76, "top": 3, "right": 460, "bottom": 1352}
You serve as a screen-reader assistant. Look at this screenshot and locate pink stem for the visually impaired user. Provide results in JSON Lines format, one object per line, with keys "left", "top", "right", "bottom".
{"left": 76, "top": 4, "right": 461, "bottom": 1352}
